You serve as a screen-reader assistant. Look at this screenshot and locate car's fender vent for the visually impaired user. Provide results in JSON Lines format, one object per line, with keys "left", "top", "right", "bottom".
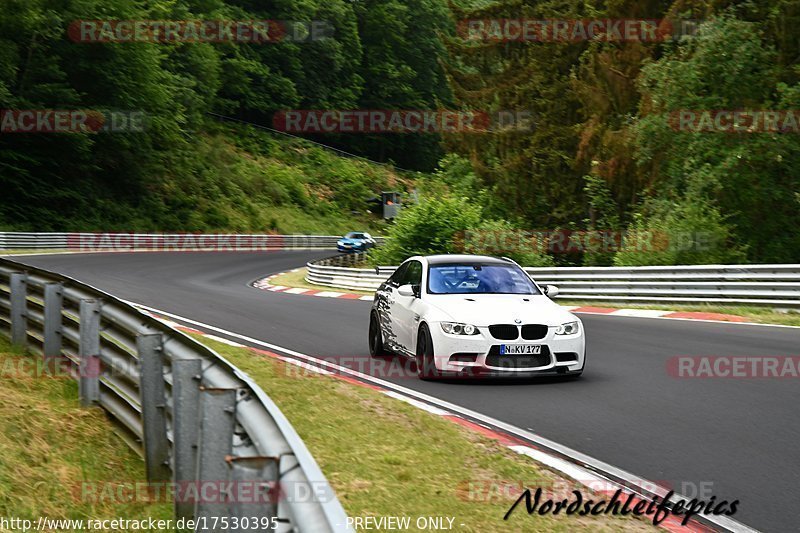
{"left": 489, "top": 324, "right": 518, "bottom": 340}
{"left": 521, "top": 324, "right": 548, "bottom": 340}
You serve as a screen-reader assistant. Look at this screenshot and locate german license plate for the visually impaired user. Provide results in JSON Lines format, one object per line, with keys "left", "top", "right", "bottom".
{"left": 500, "top": 344, "right": 542, "bottom": 355}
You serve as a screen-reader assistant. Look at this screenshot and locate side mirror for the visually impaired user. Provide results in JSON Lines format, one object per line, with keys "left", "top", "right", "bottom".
{"left": 544, "top": 285, "right": 559, "bottom": 297}
{"left": 397, "top": 284, "right": 418, "bottom": 298}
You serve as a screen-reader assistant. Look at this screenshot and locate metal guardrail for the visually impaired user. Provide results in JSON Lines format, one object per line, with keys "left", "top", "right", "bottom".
{"left": 305, "top": 254, "right": 396, "bottom": 292}
{"left": 0, "top": 257, "right": 351, "bottom": 532}
{"left": 306, "top": 257, "right": 800, "bottom": 307}
{"left": 525, "top": 264, "right": 800, "bottom": 306}
{"left": 0, "top": 232, "right": 383, "bottom": 251}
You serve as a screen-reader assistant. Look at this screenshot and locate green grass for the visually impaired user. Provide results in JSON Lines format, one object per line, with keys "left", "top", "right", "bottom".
{"left": 1, "top": 250, "right": 70, "bottom": 255}
{"left": 0, "top": 336, "right": 172, "bottom": 530}
{"left": 201, "top": 126, "right": 406, "bottom": 234}
{"left": 557, "top": 300, "right": 800, "bottom": 326}
{"left": 135, "top": 123, "right": 412, "bottom": 235}
{"left": 0, "top": 327, "right": 655, "bottom": 532}
{"left": 197, "top": 334, "right": 653, "bottom": 532}
{"left": 270, "top": 267, "right": 375, "bottom": 295}
{"left": 2, "top": 121, "right": 414, "bottom": 235}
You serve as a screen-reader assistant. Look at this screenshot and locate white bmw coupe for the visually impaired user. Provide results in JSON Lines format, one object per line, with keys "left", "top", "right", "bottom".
{"left": 368, "top": 255, "right": 586, "bottom": 379}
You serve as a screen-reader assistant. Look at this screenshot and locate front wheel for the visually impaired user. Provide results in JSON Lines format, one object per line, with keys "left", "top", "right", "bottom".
{"left": 415, "top": 324, "right": 440, "bottom": 380}
{"left": 368, "top": 312, "right": 391, "bottom": 357}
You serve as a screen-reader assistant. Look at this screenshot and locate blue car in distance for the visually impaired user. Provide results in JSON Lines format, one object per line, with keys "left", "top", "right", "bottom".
{"left": 337, "top": 232, "right": 376, "bottom": 253}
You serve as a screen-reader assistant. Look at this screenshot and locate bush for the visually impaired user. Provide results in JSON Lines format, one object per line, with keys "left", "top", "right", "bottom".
{"left": 369, "top": 195, "right": 554, "bottom": 266}
{"left": 368, "top": 195, "right": 481, "bottom": 265}
{"left": 613, "top": 195, "right": 747, "bottom": 266}
{"left": 461, "top": 219, "right": 553, "bottom": 267}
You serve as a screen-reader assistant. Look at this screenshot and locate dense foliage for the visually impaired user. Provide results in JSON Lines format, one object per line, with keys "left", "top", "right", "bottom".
{"left": 370, "top": 156, "right": 553, "bottom": 265}
{"left": 1, "top": 0, "right": 797, "bottom": 264}
{"left": 444, "top": 1, "right": 800, "bottom": 264}
{"left": 0, "top": 0, "right": 438, "bottom": 231}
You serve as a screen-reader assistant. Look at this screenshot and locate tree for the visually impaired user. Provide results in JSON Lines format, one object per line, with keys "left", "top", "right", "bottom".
{"left": 631, "top": 14, "right": 800, "bottom": 263}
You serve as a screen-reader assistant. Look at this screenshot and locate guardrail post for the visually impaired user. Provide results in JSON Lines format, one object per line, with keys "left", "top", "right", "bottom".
{"left": 43, "top": 282, "right": 63, "bottom": 359}
{"left": 10, "top": 272, "right": 27, "bottom": 347}
{"left": 227, "top": 457, "right": 279, "bottom": 532}
{"left": 138, "top": 333, "right": 171, "bottom": 483}
{"left": 172, "top": 358, "right": 203, "bottom": 521}
{"left": 79, "top": 299, "right": 101, "bottom": 406}
{"left": 194, "top": 388, "right": 237, "bottom": 526}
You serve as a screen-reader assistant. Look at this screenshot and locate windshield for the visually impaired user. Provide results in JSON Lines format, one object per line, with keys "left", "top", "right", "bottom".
{"left": 427, "top": 263, "right": 541, "bottom": 295}
{"left": 345, "top": 232, "right": 366, "bottom": 239}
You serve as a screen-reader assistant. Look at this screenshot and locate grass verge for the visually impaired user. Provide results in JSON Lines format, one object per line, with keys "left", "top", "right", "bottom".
{"left": 195, "top": 333, "right": 653, "bottom": 531}
{"left": 268, "top": 267, "right": 375, "bottom": 296}
{"left": 556, "top": 300, "right": 800, "bottom": 327}
{"left": 0, "top": 335, "right": 172, "bottom": 529}
{"left": 0, "top": 327, "right": 656, "bottom": 531}
{"left": 1, "top": 249, "right": 70, "bottom": 255}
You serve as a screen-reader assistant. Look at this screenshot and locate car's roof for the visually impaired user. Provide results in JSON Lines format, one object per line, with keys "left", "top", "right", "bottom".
{"left": 419, "top": 254, "right": 512, "bottom": 265}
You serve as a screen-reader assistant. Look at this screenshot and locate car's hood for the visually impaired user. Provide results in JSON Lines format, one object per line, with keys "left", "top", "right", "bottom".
{"left": 425, "top": 294, "right": 576, "bottom": 326}
{"left": 339, "top": 238, "right": 363, "bottom": 244}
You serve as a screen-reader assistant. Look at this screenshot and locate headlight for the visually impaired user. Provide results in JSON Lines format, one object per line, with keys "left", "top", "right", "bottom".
{"left": 554, "top": 321, "right": 580, "bottom": 335}
{"left": 337, "top": 241, "right": 344, "bottom": 246}
{"left": 440, "top": 322, "right": 479, "bottom": 335}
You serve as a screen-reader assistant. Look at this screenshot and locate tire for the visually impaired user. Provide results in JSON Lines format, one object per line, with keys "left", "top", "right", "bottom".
{"left": 415, "top": 324, "right": 440, "bottom": 380}
{"left": 368, "top": 312, "right": 391, "bottom": 357}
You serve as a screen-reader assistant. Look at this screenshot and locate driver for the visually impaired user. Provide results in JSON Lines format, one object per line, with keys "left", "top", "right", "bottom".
{"left": 491, "top": 267, "right": 515, "bottom": 293}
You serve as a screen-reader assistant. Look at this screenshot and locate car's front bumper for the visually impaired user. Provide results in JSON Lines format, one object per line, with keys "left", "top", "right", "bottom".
{"left": 427, "top": 323, "right": 585, "bottom": 376}
{"left": 337, "top": 245, "right": 362, "bottom": 253}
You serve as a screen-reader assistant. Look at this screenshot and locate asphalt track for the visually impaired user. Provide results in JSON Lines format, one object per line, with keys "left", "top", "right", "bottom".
{"left": 12, "top": 251, "right": 800, "bottom": 532}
